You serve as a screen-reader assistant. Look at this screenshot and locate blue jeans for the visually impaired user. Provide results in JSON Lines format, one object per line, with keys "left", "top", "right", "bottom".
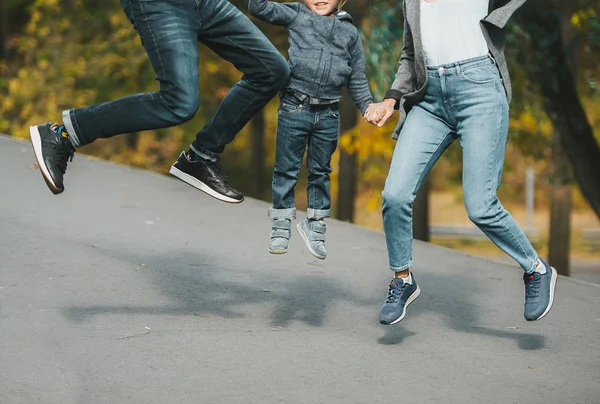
{"left": 382, "top": 55, "right": 539, "bottom": 273}
{"left": 270, "top": 92, "right": 340, "bottom": 220}
{"left": 62, "top": 0, "right": 290, "bottom": 160}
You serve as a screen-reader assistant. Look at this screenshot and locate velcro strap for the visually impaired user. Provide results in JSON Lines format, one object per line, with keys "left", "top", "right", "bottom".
{"left": 310, "top": 232, "right": 326, "bottom": 242}
{"left": 271, "top": 229, "right": 290, "bottom": 239}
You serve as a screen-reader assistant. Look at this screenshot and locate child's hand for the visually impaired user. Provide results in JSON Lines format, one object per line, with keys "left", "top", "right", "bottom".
{"left": 364, "top": 103, "right": 388, "bottom": 126}
{"left": 364, "top": 99, "right": 396, "bottom": 127}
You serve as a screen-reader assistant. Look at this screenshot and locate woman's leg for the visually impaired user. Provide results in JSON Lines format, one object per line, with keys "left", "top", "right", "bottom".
{"left": 456, "top": 70, "right": 539, "bottom": 273}
{"left": 382, "top": 106, "right": 455, "bottom": 272}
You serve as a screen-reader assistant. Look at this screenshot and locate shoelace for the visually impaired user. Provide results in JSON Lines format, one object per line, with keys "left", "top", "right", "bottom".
{"left": 385, "top": 281, "right": 407, "bottom": 303}
{"left": 55, "top": 139, "right": 75, "bottom": 175}
{"left": 524, "top": 273, "right": 540, "bottom": 299}
{"left": 205, "top": 160, "right": 229, "bottom": 184}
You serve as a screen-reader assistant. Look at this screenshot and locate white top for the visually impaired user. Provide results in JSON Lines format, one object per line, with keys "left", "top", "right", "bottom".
{"left": 420, "top": 0, "right": 489, "bottom": 66}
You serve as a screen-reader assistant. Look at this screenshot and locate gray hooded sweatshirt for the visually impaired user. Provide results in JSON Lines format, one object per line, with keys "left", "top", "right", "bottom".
{"left": 248, "top": 0, "right": 373, "bottom": 114}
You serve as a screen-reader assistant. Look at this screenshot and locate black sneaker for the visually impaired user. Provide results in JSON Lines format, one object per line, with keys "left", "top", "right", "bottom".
{"left": 169, "top": 151, "right": 244, "bottom": 204}
{"left": 379, "top": 275, "right": 421, "bottom": 325}
{"left": 29, "top": 123, "right": 75, "bottom": 195}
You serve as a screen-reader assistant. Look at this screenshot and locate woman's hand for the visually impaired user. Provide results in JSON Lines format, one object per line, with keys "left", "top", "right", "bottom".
{"left": 364, "top": 98, "right": 396, "bottom": 127}
{"left": 364, "top": 103, "right": 386, "bottom": 126}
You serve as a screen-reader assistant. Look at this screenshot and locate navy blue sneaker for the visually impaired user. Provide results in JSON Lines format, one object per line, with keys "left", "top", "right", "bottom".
{"left": 379, "top": 276, "right": 421, "bottom": 325}
{"left": 524, "top": 259, "right": 558, "bottom": 321}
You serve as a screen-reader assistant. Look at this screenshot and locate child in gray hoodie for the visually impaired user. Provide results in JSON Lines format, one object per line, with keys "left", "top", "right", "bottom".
{"left": 249, "top": 0, "right": 380, "bottom": 259}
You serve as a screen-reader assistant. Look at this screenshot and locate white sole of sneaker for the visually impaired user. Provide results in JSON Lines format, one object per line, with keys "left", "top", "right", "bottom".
{"left": 169, "top": 165, "right": 243, "bottom": 204}
{"left": 29, "top": 125, "right": 62, "bottom": 195}
{"left": 269, "top": 249, "right": 288, "bottom": 254}
{"left": 532, "top": 267, "right": 558, "bottom": 321}
{"left": 296, "top": 223, "right": 326, "bottom": 260}
{"left": 388, "top": 285, "right": 421, "bottom": 325}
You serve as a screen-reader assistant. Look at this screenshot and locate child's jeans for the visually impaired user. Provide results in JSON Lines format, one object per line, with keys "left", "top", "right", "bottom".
{"left": 269, "top": 91, "right": 340, "bottom": 221}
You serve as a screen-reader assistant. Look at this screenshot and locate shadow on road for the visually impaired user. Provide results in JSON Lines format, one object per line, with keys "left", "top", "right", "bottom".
{"left": 60, "top": 246, "right": 545, "bottom": 350}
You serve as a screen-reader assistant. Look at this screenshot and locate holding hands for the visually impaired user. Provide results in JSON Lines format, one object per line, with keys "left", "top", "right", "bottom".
{"left": 364, "top": 98, "right": 396, "bottom": 127}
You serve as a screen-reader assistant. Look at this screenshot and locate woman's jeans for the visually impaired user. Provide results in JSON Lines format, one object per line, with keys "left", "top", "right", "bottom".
{"left": 382, "top": 55, "right": 539, "bottom": 273}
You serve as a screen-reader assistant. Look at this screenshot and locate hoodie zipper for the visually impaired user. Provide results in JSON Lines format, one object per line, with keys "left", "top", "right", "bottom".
{"left": 318, "top": 17, "right": 337, "bottom": 96}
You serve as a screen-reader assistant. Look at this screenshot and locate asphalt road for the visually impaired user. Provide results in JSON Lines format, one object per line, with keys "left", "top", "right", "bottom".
{"left": 1, "top": 135, "right": 599, "bottom": 403}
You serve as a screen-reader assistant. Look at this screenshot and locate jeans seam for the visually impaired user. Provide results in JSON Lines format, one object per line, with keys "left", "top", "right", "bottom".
{"left": 487, "top": 90, "right": 532, "bottom": 266}
{"left": 206, "top": 32, "right": 275, "bottom": 150}
{"left": 310, "top": 133, "right": 317, "bottom": 209}
{"left": 389, "top": 126, "right": 452, "bottom": 271}
{"left": 398, "top": 135, "right": 450, "bottom": 268}
{"left": 193, "top": 0, "right": 202, "bottom": 26}
{"left": 413, "top": 129, "right": 453, "bottom": 197}
{"left": 139, "top": 1, "right": 167, "bottom": 85}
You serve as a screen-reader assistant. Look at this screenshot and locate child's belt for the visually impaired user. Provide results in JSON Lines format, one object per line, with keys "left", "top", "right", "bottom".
{"left": 286, "top": 88, "right": 340, "bottom": 106}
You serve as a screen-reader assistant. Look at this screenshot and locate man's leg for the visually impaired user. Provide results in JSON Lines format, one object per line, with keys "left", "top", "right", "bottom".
{"left": 192, "top": 0, "right": 290, "bottom": 160}
{"left": 67, "top": 0, "right": 201, "bottom": 146}
{"left": 456, "top": 72, "right": 557, "bottom": 321}
{"left": 31, "top": 0, "right": 201, "bottom": 194}
{"left": 379, "top": 104, "right": 455, "bottom": 325}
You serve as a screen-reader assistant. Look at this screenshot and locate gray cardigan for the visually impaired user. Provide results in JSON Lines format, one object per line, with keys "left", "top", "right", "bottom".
{"left": 248, "top": 0, "right": 373, "bottom": 114}
{"left": 385, "top": 0, "right": 527, "bottom": 138}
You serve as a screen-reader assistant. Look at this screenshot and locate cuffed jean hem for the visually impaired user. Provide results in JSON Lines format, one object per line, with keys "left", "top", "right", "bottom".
{"left": 390, "top": 259, "right": 413, "bottom": 272}
{"left": 523, "top": 256, "right": 540, "bottom": 274}
{"left": 307, "top": 208, "right": 330, "bottom": 220}
{"left": 190, "top": 144, "right": 219, "bottom": 162}
{"left": 62, "top": 109, "right": 82, "bottom": 148}
{"left": 269, "top": 207, "right": 296, "bottom": 220}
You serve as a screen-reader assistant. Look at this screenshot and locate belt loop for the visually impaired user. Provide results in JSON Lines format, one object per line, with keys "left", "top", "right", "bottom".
{"left": 489, "top": 53, "right": 496, "bottom": 66}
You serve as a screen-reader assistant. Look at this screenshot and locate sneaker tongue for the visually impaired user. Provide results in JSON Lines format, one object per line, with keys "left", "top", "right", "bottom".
{"left": 51, "top": 124, "right": 69, "bottom": 139}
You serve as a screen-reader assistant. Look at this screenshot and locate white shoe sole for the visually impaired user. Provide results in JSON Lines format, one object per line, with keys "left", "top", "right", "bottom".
{"left": 169, "top": 165, "right": 243, "bottom": 204}
{"left": 387, "top": 285, "right": 421, "bottom": 325}
{"left": 296, "top": 223, "right": 326, "bottom": 260}
{"left": 30, "top": 125, "right": 62, "bottom": 194}
{"left": 530, "top": 267, "right": 558, "bottom": 321}
{"left": 269, "top": 249, "right": 288, "bottom": 255}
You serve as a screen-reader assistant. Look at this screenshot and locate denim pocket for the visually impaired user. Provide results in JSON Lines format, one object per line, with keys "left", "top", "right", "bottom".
{"left": 279, "top": 98, "right": 303, "bottom": 115}
{"left": 460, "top": 65, "right": 496, "bottom": 84}
{"left": 328, "top": 107, "right": 340, "bottom": 119}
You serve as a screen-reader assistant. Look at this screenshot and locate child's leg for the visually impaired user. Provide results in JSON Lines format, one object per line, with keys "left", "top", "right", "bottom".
{"left": 297, "top": 106, "right": 339, "bottom": 259}
{"left": 305, "top": 106, "right": 339, "bottom": 220}
{"left": 269, "top": 95, "right": 311, "bottom": 253}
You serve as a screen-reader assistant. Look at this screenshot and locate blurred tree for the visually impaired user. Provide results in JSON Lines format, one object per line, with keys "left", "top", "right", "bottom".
{"left": 517, "top": 0, "right": 600, "bottom": 220}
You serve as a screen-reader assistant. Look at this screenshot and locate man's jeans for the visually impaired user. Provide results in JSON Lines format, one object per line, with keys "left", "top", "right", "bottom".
{"left": 382, "top": 55, "right": 539, "bottom": 273}
{"left": 269, "top": 92, "right": 339, "bottom": 221}
{"left": 63, "top": 0, "right": 290, "bottom": 161}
